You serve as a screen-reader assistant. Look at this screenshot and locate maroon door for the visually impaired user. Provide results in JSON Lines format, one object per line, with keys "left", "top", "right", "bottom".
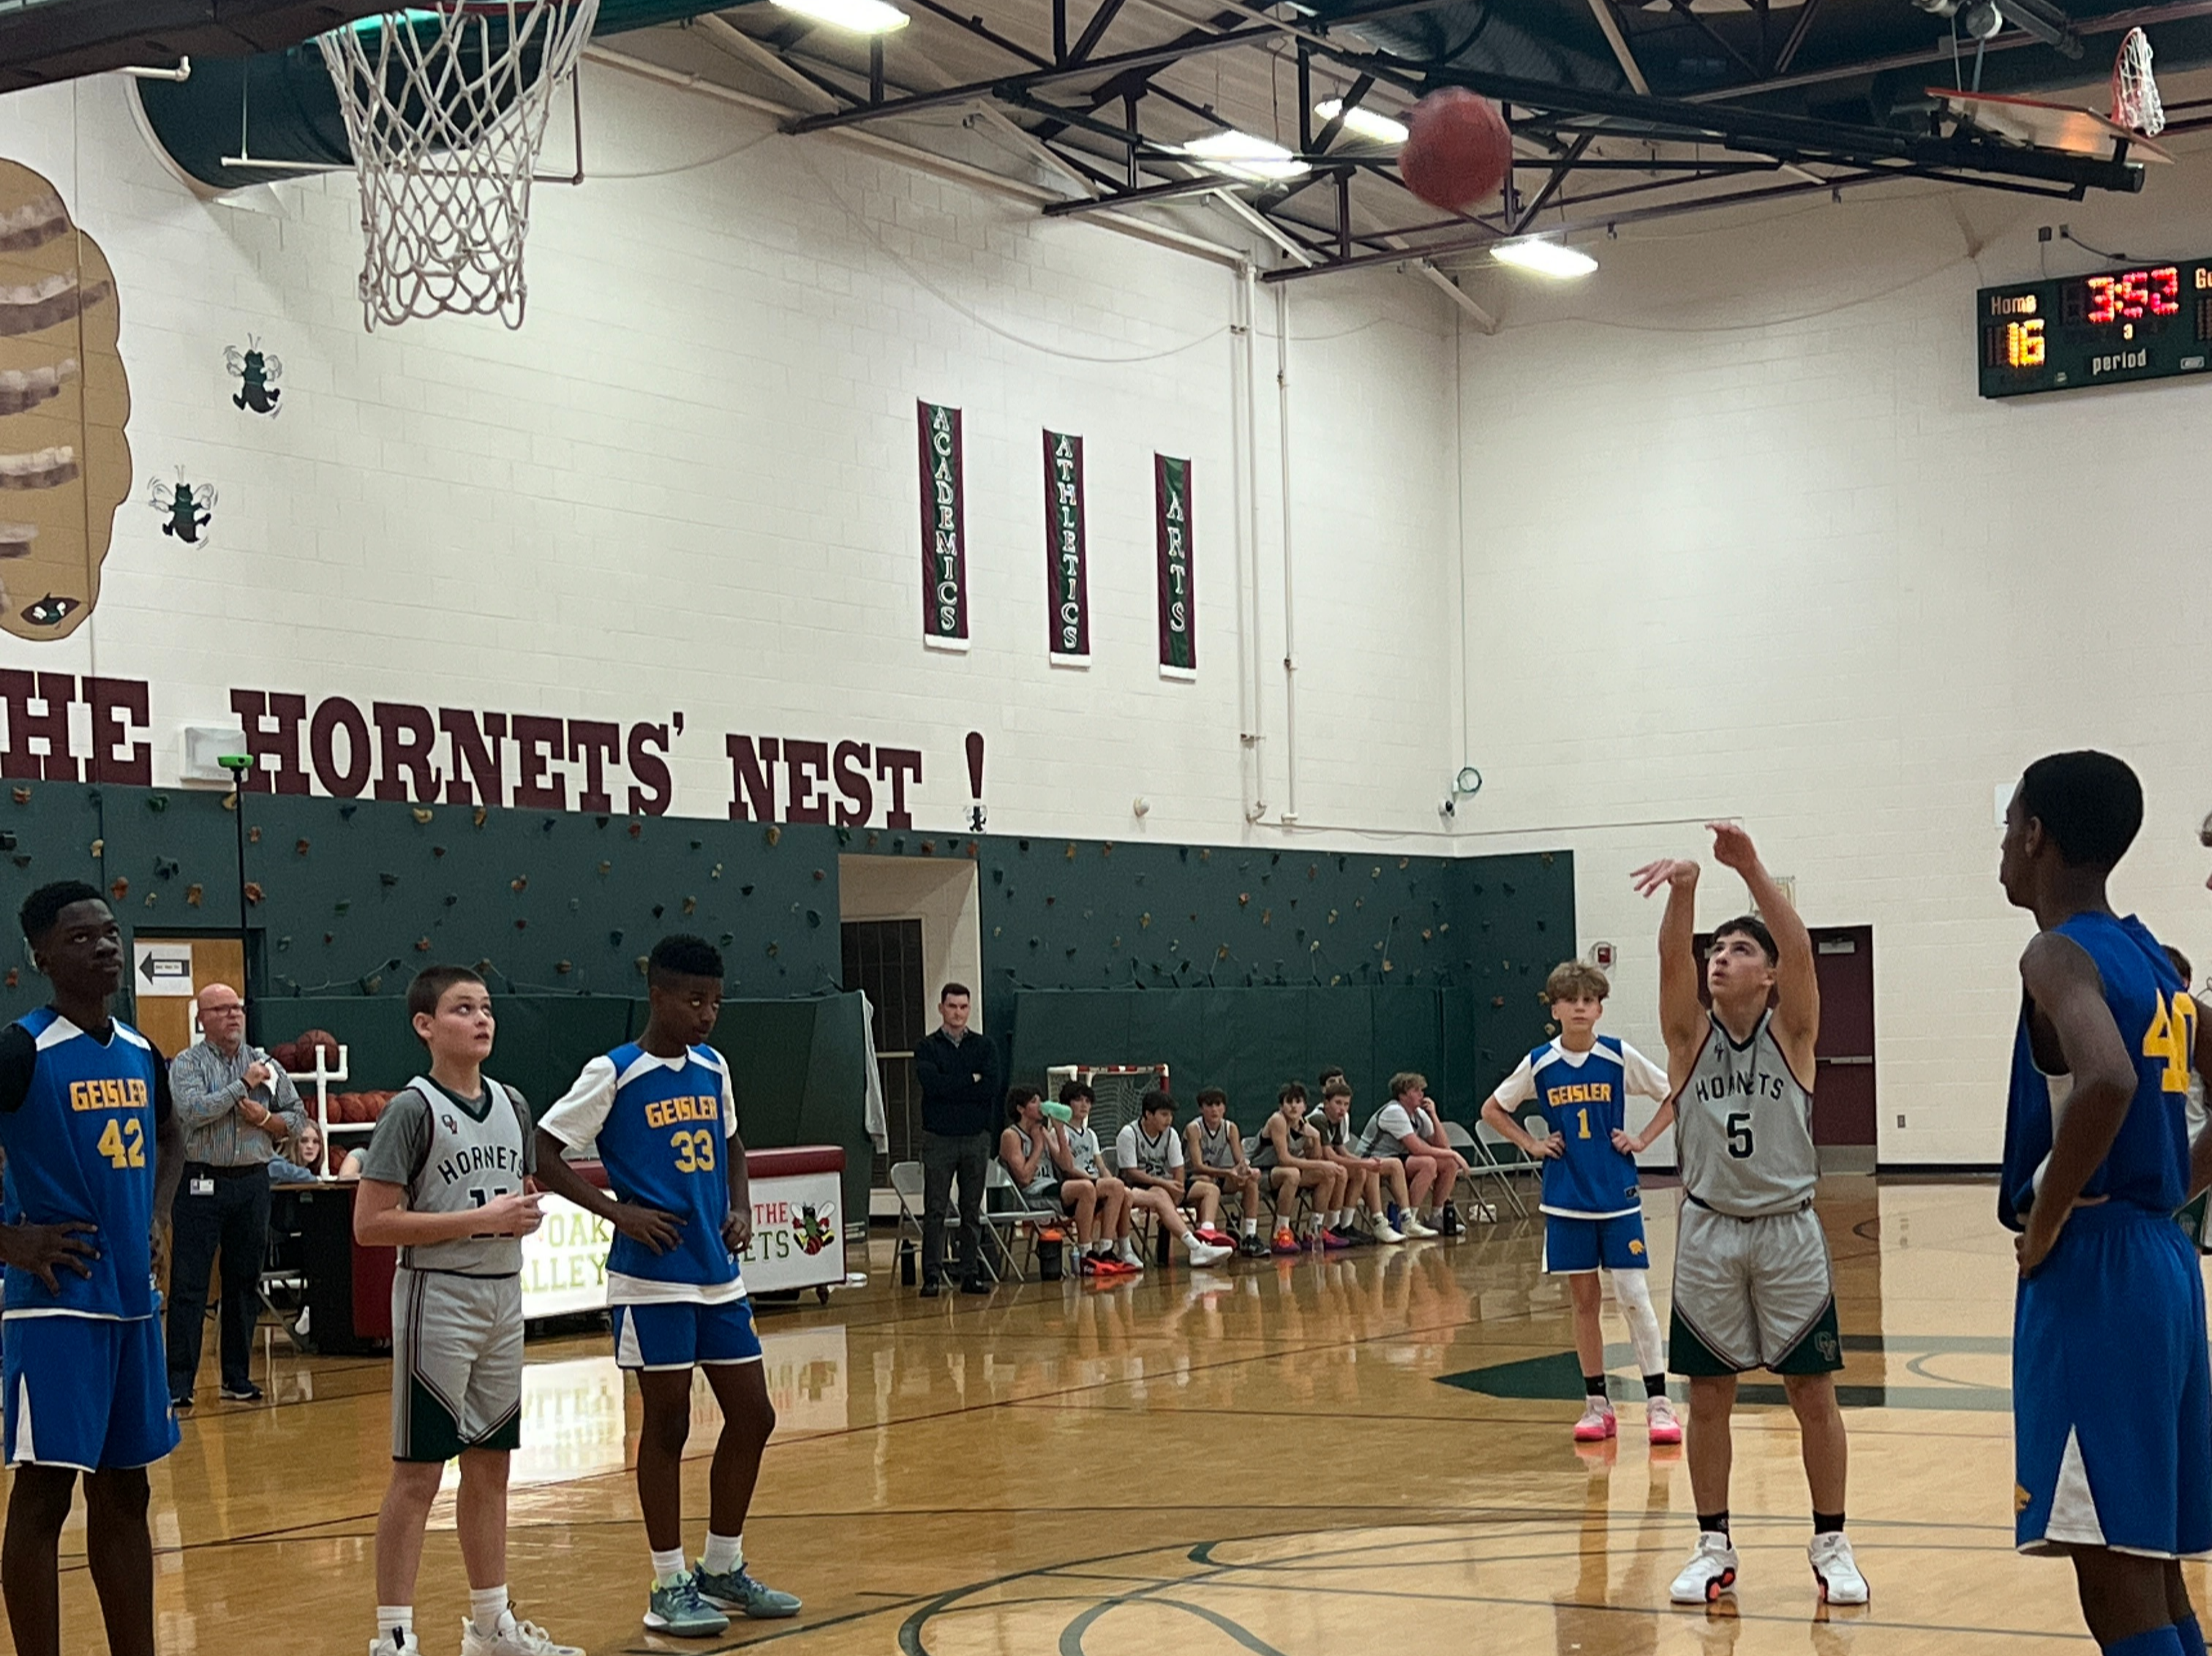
{"left": 1807, "top": 926, "right": 1876, "bottom": 1163}
{"left": 1691, "top": 924, "right": 1877, "bottom": 1167}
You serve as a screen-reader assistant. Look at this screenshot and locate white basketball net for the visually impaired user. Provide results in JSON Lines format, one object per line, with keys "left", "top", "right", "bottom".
{"left": 317, "top": 2, "right": 599, "bottom": 329}
{"left": 2112, "top": 26, "right": 2164, "bottom": 138}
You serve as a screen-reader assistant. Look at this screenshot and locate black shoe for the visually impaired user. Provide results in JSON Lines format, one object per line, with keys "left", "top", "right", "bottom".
{"left": 920, "top": 1279, "right": 944, "bottom": 1298}
{"left": 960, "top": 1279, "right": 993, "bottom": 1295}
{"left": 1238, "top": 1234, "right": 1271, "bottom": 1259}
{"left": 170, "top": 1392, "right": 194, "bottom": 1415}
{"left": 1438, "top": 1202, "right": 1463, "bottom": 1237}
{"left": 219, "top": 1381, "right": 263, "bottom": 1403}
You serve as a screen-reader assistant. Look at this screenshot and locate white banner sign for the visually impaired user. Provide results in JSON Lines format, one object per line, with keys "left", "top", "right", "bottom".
{"left": 519, "top": 1168, "right": 846, "bottom": 1320}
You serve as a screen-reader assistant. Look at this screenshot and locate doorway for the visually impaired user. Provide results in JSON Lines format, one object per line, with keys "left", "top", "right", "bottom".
{"left": 838, "top": 855, "right": 983, "bottom": 1197}
{"left": 1690, "top": 925, "right": 1876, "bottom": 1175}
{"left": 129, "top": 933, "right": 244, "bottom": 1059}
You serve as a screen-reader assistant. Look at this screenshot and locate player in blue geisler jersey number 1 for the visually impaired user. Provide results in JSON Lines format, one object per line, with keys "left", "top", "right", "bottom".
{"left": 1481, "top": 959, "right": 1680, "bottom": 1449}
{"left": 0, "top": 881, "right": 184, "bottom": 1656}
{"left": 534, "top": 935, "right": 801, "bottom": 1640}
{"left": 2001, "top": 753, "right": 2212, "bottom": 1656}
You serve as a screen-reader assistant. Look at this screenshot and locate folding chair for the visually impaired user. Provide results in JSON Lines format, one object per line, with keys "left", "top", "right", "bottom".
{"left": 1460, "top": 1119, "right": 1532, "bottom": 1219}
{"left": 890, "top": 1159, "right": 928, "bottom": 1284}
{"left": 983, "top": 1161, "right": 1062, "bottom": 1283}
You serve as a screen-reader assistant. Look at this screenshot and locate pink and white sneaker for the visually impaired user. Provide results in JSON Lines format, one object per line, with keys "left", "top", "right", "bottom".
{"left": 1647, "top": 1394, "right": 1684, "bottom": 1446}
{"left": 1573, "top": 1396, "right": 1618, "bottom": 1442}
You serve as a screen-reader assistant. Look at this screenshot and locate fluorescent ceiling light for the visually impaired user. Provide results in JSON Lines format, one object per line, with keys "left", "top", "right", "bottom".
{"left": 1314, "top": 98, "right": 1409, "bottom": 146}
{"left": 772, "top": 0, "right": 911, "bottom": 34}
{"left": 1491, "top": 236, "right": 1597, "bottom": 279}
{"left": 1181, "top": 129, "right": 1310, "bottom": 183}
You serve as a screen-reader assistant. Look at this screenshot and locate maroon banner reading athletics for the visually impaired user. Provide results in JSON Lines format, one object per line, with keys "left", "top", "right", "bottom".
{"left": 918, "top": 400, "right": 968, "bottom": 649}
{"left": 1044, "top": 430, "right": 1089, "bottom": 662}
{"left": 1154, "top": 453, "right": 1194, "bottom": 677}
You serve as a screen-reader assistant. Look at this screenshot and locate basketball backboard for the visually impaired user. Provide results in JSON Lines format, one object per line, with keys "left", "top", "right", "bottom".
{"left": 1927, "top": 88, "right": 2173, "bottom": 163}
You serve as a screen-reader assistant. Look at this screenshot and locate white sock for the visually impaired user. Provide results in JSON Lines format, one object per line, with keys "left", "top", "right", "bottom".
{"left": 1241, "top": 1216, "right": 1257, "bottom": 1235}
{"left": 468, "top": 1587, "right": 508, "bottom": 1638}
{"left": 377, "top": 1607, "right": 414, "bottom": 1650}
{"left": 1612, "top": 1270, "right": 1668, "bottom": 1377}
{"left": 651, "top": 1546, "right": 687, "bottom": 1584}
{"left": 1181, "top": 1230, "right": 1209, "bottom": 1257}
{"left": 702, "top": 1531, "right": 743, "bottom": 1574}
{"left": 1118, "top": 1238, "right": 1140, "bottom": 1260}
{"left": 1336, "top": 1209, "right": 1353, "bottom": 1227}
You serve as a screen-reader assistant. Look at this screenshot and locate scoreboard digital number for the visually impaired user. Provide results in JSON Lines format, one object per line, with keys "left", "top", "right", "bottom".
{"left": 1979, "top": 261, "right": 2212, "bottom": 399}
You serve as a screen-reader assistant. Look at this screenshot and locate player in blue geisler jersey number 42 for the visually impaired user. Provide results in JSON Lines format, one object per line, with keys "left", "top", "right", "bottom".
{"left": 534, "top": 935, "right": 801, "bottom": 1640}
{"left": 0, "top": 881, "right": 184, "bottom": 1656}
{"left": 2001, "top": 753, "right": 2212, "bottom": 1656}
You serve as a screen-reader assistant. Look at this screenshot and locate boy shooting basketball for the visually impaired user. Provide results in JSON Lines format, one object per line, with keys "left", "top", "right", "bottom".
{"left": 1633, "top": 824, "right": 1865, "bottom": 1608}
{"left": 1481, "top": 960, "right": 1678, "bottom": 1446}
{"left": 2002, "top": 753, "right": 2211, "bottom": 1656}
{"left": 1185, "top": 1088, "right": 1264, "bottom": 1253}
{"left": 534, "top": 936, "right": 800, "bottom": 1637}
{"left": 0, "top": 883, "right": 182, "bottom": 1656}
{"left": 355, "top": 966, "right": 580, "bottom": 1656}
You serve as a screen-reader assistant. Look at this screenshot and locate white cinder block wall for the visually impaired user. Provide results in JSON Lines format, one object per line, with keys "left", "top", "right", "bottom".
{"left": 0, "top": 67, "right": 1464, "bottom": 849}
{"left": 14, "top": 59, "right": 2202, "bottom": 1165}
{"left": 1451, "top": 166, "right": 2212, "bottom": 1165}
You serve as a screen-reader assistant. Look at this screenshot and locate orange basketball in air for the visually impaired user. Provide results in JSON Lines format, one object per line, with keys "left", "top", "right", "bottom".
{"left": 1399, "top": 88, "right": 1512, "bottom": 213}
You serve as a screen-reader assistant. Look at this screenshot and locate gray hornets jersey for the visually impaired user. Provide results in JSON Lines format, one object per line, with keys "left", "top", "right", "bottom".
{"left": 1193, "top": 1119, "right": 1237, "bottom": 1170}
{"left": 1676, "top": 1011, "right": 1817, "bottom": 1218}
{"left": 362, "top": 1074, "right": 535, "bottom": 1275}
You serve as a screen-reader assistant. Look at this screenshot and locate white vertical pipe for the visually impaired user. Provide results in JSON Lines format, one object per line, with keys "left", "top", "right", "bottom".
{"left": 1235, "top": 262, "right": 1265, "bottom": 823}
{"left": 1276, "top": 281, "right": 1299, "bottom": 824}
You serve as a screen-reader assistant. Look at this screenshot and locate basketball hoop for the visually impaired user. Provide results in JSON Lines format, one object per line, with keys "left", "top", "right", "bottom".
{"left": 2112, "top": 26, "right": 2164, "bottom": 138}
{"left": 317, "top": 1, "right": 598, "bottom": 329}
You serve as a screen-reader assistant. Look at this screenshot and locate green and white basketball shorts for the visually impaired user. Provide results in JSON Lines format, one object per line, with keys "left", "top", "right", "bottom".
{"left": 1669, "top": 1202, "right": 1843, "bottom": 1377}
{"left": 391, "top": 1268, "right": 524, "bottom": 1462}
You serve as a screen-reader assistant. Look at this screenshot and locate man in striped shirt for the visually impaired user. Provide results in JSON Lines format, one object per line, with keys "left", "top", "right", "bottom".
{"left": 165, "top": 985, "right": 305, "bottom": 1409}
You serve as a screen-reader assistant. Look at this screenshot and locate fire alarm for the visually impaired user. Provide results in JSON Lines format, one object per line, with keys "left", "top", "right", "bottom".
{"left": 1592, "top": 941, "right": 1617, "bottom": 970}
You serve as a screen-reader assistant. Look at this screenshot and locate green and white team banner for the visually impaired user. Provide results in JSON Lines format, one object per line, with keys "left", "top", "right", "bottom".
{"left": 918, "top": 400, "right": 968, "bottom": 650}
{"left": 1045, "top": 430, "right": 1089, "bottom": 664}
{"left": 1154, "top": 453, "right": 1195, "bottom": 678}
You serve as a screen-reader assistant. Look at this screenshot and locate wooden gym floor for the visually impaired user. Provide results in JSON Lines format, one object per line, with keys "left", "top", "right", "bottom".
{"left": 20, "top": 1178, "right": 2162, "bottom": 1654}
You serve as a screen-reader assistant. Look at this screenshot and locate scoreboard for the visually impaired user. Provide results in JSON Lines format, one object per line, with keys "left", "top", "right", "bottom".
{"left": 1977, "top": 261, "right": 2212, "bottom": 399}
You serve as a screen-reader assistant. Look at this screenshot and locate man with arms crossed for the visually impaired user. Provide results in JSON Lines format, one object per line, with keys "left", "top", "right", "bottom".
{"left": 1633, "top": 824, "right": 1865, "bottom": 1608}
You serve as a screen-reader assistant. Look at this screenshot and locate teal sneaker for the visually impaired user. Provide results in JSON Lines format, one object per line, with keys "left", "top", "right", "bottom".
{"left": 644, "top": 1570, "right": 731, "bottom": 1637}
{"left": 695, "top": 1561, "right": 802, "bottom": 1619}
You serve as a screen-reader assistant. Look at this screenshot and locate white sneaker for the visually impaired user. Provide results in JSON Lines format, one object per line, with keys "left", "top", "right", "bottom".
{"left": 1669, "top": 1532, "right": 1740, "bottom": 1605}
{"left": 1372, "top": 1219, "right": 1406, "bottom": 1243}
{"left": 1808, "top": 1532, "right": 1868, "bottom": 1606}
{"left": 1647, "top": 1393, "right": 1684, "bottom": 1446}
{"left": 1399, "top": 1214, "right": 1439, "bottom": 1239}
{"left": 1184, "top": 1238, "right": 1233, "bottom": 1268}
{"left": 370, "top": 1633, "right": 418, "bottom": 1656}
{"left": 462, "top": 1611, "right": 584, "bottom": 1656}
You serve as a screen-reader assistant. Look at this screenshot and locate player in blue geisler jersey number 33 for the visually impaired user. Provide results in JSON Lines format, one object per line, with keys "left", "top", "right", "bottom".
{"left": 2001, "top": 752, "right": 2212, "bottom": 1656}
{"left": 0, "top": 881, "right": 184, "bottom": 1656}
{"left": 534, "top": 934, "right": 802, "bottom": 1640}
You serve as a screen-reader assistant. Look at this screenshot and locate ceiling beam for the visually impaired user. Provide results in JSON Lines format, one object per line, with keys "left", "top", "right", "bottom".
{"left": 1411, "top": 260, "right": 1499, "bottom": 334}
{"left": 1066, "top": 0, "right": 1132, "bottom": 64}
{"left": 1584, "top": 0, "right": 1650, "bottom": 94}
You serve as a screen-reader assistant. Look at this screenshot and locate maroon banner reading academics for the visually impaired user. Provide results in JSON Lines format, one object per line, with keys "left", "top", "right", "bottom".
{"left": 918, "top": 401, "right": 968, "bottom": 649}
